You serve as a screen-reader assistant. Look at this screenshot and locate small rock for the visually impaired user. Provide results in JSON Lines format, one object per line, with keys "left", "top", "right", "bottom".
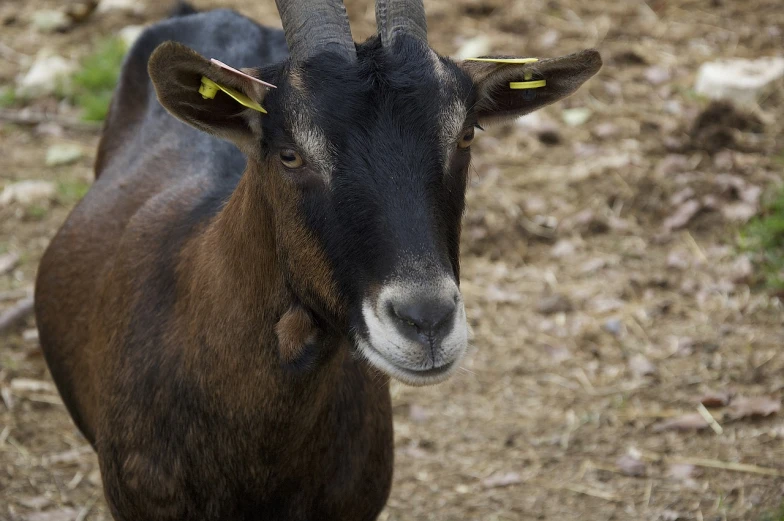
{"left": 45, "top": 143, "right": 84, "bottom": 166}
{"left": 628, "top": 354, "right": 657, "bottom": 378}
{"left": 536, "top": 293, "right": 573, "bottom": 315}
{"left": 561, "top": 107, "right": 592, "bottom": 127}
{"left": 31, "top": 9, "right": 71, "bottom": 32}
{"left": 119, "top": 24, "right": 145, "bottom": 49}
{"left": 0, "top": 180, "right": 56, "bottom": 207}
{"left": 603, "top": 318, "right": 623, "bottom": 336}
{"left": 454, "top": 35, "right": 491, "bottom": 60}
{"left": 644, "top": 66, "right": 670, "bottom": 85}
{"left": 616, "top": 453, "right": 646, "bottom": 477}
{"left": 695, "top": 57, "right": 784, "bottom": 106}
{"left": 17, "top": 53, "right": 76, "bottom": 98}
{"left": 88, "top": 469, "right": 102, "bottom": 487}
{"left": 97, "top": 0, "right": 145, "bottom": 15}
{"left": 538, "top": 29, "right": 559, "bottom": 49}
{"left": 22, "top": 328, "right": 39, "bottom": 342}
{"left": 550, "top": 240, "right": 576, "bottom": 259}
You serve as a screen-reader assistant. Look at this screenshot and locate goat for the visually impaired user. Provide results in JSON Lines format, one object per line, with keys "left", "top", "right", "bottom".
{"left": 34, "top": 0, "right": 601, "bottom": 519}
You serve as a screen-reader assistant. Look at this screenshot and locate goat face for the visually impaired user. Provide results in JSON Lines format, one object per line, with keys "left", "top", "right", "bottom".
{"left": 262, "top": 39, "right": 475, "bottom": 385}
{"left": 148, "top": 7, "right": 601, "bottom": 386}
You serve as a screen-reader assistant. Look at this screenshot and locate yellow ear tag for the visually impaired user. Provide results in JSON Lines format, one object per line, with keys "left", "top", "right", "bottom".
{"left": 510, "top": 79, "right": 546, "bottom": 89}
{"left": 465, "top": 57, "right": 540, "bottom": 64}
{"left": 464, "top": 57, "right": 546, "bottom": 90}
{"left": 198, "top": 76, "right": 267, "bottom": 114}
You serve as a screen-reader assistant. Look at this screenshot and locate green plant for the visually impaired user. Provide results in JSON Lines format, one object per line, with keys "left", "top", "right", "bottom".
{"left": 25, "top": 205, "right": 49, "bottom": 220}
{"left": 758, "top": 500, "right": 784, "bottom": 521}
{"left": 0, "top": 87, "right": 18, "bottom": 107}
{"left": 71, "top": 37, "right": 126, "bottom": 121}
{"left": 57, "top": 179, "right": 91, "bottom": 205}
{"left": 741, "top": 183, "right": 784, "bottom": 292}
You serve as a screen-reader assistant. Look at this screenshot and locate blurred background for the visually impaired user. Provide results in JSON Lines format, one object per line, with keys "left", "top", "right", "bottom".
{"left": 1, "top": 0, "right": 783, "bottom": 519}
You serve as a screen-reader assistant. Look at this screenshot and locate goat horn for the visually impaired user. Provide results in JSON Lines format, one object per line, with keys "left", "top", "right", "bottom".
{"left": 375, "top": 0, "right": 428, "bottom": 47}
{"left": 275, "top": 0, "right": 356, "bottom": 63}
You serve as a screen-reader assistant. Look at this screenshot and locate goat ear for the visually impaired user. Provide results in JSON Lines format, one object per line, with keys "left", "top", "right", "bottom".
{"left": 148, "top": 41, "right": 271, "bottom": 151}
{"left": 459, "top": 49, "right": 601, "bottom": 125}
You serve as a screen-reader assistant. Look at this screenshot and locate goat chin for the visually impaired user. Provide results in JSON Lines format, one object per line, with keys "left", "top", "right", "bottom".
{"left": 354, "top": 336, "right": 465, "bottom": 386}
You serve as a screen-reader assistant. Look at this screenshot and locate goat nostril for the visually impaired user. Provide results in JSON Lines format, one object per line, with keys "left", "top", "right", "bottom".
{"left": 390, "top": 297, "right": 456, "bottom": 337}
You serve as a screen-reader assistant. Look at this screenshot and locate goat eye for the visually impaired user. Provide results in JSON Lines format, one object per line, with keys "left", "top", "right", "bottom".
{"left": 279, "top": 149, "right": 303, "bottom": 169}
{"left": 458, "top": 127, "right": 475, "bottom": 149}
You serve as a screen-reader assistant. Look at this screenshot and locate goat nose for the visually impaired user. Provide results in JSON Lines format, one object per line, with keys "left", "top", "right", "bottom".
{"left": 389, "top": 292, "right": 457, "bottom": 343}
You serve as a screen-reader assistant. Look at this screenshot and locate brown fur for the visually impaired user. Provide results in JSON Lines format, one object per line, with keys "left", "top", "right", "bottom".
{"left": 36, "top": 98, "right": 393, "bottom": 521}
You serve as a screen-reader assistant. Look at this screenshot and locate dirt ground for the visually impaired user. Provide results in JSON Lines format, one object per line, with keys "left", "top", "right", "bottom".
{"left": 2, "top": 0, "right": 784, "bottom": 520}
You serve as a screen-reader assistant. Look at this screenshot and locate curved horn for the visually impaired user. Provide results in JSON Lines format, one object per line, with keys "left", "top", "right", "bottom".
{"left": 375, "top": 0, "right": 428, "bottom": 47}
{"left": 275, "top": 0, "right": 356, "bottom": 63}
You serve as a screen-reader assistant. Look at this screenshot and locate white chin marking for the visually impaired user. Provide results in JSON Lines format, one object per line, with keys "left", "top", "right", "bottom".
{"left": 355, "top": 280, "right": 468, "bottom": 386}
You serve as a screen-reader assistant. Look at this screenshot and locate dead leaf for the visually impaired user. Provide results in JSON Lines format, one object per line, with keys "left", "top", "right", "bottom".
{"left": 409, "top": 404, "right": 431, "bottom": 424}
{"left": 655, "top": 154, "right": 690, "bottom": 176}
{"left": 0, "top": 252, "right": 19, "bottom": 275}
{"left": 589, "top": 297, "right": 625, "bottom": 314}
{"left": 660, "top": 509, "right": 684, "bottom": 521}
{"left": 24, "top": 508, "right": 78, "bottom": 521}
{"left": 616, "top": 453, "right": 646, "bottom": 477}
{"left": 10, "top": 379, "right": 56, "bottom": 393}
{"left": 700, "top": 390, "right": 731, "bottom": 408}
{"left": 670, "top": 188, "right": 696, "bottom": 207}
{"left": 673, "top": 337, "right": 695, "bottom": 356}
{"left": 721, "top": 202, "right": 757, "bottom": 223}
{"left": 644, "top": 66, "right": 670, "bottom": 85}
{"left": 536, "top": 293, "right": 573, "bottom": 315}
{"left": 726, "top": 396, "right": 781, "bottom": 421}
{"left": 667, "top": 463, "right": 698, "bottom": 482}
{"left": 542, "top": 344, "right": 572, "bottom": 363}
{"left": 550, "top": 239, "right": 577, "bottom": 259}
{"left": 485, "top": 285, "right": 523, "bottom": 303}
{"left": 18, "top": 496, "right": 52, "bottom": 510}
{"left": 592, "top": 122, "right": 619, "bottom": 139}
{"left": 652, "top": 413, "right": 709, "bottom": 432}
{"left": 666, "top": 249, "right": 691, "bottom": 270}
{"left": 482, "top": 471, "right": 522, "bottom": 489}
{"left": 662, "top": 200, "right": 701, "bottom": 232}
{"left": 728, "top": 256, "right": 753, "bottom": 283}
{"left": 579, "top": 258, "right": 607, "bottom": 274}
{"left": 629, "top": 354, "right": 657, "bottom": 378}
{"left": 560, "top": 209, "right": 609, "bottom": 235}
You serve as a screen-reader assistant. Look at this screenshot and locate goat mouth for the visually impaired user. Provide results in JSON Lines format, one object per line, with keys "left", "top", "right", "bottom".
{"left": 356, "top": 340, "right": 458, "bottom": 386}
